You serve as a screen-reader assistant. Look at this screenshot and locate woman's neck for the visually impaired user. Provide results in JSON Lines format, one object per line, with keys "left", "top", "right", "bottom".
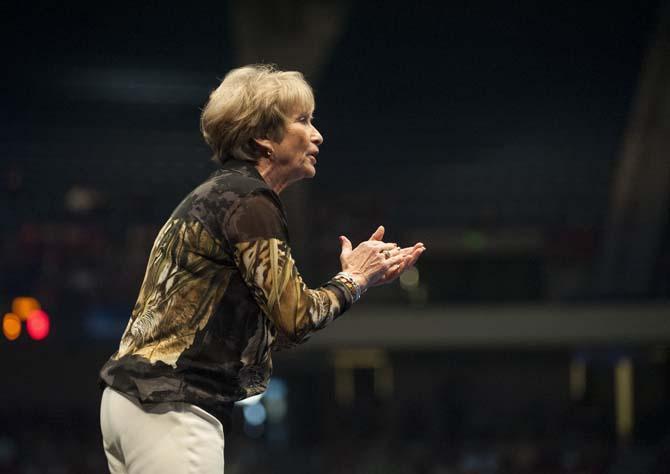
{"left": 255, "top": 158, "right": 290, "bottom": 194}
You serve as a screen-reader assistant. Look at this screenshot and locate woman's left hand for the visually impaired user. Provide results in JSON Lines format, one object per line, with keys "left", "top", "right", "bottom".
{"left": 366, "top": 226, "right": 425, "bottom": 287}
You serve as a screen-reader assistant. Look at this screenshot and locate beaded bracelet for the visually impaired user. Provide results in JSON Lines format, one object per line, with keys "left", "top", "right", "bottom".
{"left": 334, "top": 271, "right": 364, "bottom": 303}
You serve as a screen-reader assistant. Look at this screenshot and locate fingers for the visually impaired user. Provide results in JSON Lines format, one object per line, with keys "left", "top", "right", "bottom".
{"left": 397, "top": 242, "right": 424, "bottom": 251}
{"left": 405, "top": 246, "right": 425, "bottom": 269}
{"left": 339, "top": 235, "right": 353, "bottom": 256}
{"left": 372, "top": 242, "right": 425, "bottom": 264}
{"left": 397, "top": 247, "right": 415, "bottom": 257}
{"left": 366, "top": 239, "right": 424, "bottom": 253}
{"left": 376, "top": 242, "right": 424, "bottom": 271}
{"left": 393, "top": 244, "right": 423, "bottom": 261}
{"left": 384, "top": 253, "right": 405, "bottom": 269}
{"left": 382, "top": 245, "right": 402, "bottom": 258}
{"left": 365, "top": 240, "right": 398, "bottom": 251}
{"left": 369, "top": 225, "right": 385, "bottom": 241}
{"left": 345, "top": 234, "right": 425, "bottom": 288}
{"left": 377, "top": 258, "right": 407, "bottom": 285}
{"left": 379, "top": 244, "right": 426, "bottom": 285}
{"left": 384, "top": 262, "right": 405, "bottom": 282}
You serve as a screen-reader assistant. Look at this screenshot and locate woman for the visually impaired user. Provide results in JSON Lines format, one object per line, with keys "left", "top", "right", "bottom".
{"left": 99, "top": 64, "right": 425, "bottom": 473}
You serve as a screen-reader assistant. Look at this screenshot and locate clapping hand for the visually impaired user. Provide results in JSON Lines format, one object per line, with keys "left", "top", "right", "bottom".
{"left": 365, "top": 225, "right": 425, "bottom": 286}
{"left": 339, "top": 225, "right": 425, "bottom": 290}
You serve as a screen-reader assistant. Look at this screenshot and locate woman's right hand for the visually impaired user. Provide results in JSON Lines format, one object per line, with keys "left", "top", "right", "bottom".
{"left": 339, "top": 226, "right": 423, "bottom": 290}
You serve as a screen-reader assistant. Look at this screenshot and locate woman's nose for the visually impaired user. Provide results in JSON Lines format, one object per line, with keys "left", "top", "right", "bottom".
{"left": 312, "top": 126, "right": 324, "bottom": 146}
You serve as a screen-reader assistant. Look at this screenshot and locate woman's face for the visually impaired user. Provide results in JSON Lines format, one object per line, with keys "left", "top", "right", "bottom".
{"left": 271, "top": 109, "right": 323, "bottom": 183}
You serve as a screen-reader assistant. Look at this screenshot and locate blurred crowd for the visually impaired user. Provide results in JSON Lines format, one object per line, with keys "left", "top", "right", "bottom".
{"left": 2, "top": 411, "right": 670, "bottom": 474}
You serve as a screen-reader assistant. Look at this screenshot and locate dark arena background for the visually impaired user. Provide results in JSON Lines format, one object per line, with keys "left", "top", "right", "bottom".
{"left": 3, "top": 1, "right": 670, "bottom": 472}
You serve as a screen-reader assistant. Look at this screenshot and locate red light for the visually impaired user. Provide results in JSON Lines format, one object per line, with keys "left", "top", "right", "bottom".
{"left": 26, "top": 309, "right": 50, "bottom": 340}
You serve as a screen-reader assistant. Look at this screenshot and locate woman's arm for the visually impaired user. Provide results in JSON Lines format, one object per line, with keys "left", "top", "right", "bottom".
{"left": 225, "top": 191, "right": 417, "bottom": 345}
{"left": 233, "top": 237, "right": 353, "bottom": 343}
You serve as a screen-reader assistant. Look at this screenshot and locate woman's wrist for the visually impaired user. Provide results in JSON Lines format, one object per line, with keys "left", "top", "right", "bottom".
{"left": 334, "top": 271, "right": 367, "bottom": 302}
{"left": 349, "top": 272, "right": 368, "bottom": 293}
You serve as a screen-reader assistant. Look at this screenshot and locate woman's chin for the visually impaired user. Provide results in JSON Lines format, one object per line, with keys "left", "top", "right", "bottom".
{"left": 304, "top": 164, "right": 317, "bottom": 178}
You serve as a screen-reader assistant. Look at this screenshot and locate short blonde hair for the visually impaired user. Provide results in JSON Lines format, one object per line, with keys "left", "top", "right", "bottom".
{"left": 200, "top": 64, "right": 315, "bottom": 164}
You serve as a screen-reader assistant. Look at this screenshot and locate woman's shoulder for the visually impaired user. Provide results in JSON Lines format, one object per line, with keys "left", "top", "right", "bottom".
{"left": 178, "top": 163, "right": 280, "bottom": 222}
{"left": 206, "top": 160, "right": 271, "bottom": 197}
{"left": 204, "top": 171, "right": 272, "bottom": 205}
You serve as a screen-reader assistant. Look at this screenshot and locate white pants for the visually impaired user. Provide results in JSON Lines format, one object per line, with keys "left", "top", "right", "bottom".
{"left": 100, "top": 387, "right": 225, "bottom": 474}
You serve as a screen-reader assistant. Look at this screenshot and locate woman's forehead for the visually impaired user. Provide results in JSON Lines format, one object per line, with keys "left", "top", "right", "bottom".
{"left": 281, "top": 86, "right": 314, "bottom": 115}
{"left": 286, "top": 103, "right": 315, "bottom": 116}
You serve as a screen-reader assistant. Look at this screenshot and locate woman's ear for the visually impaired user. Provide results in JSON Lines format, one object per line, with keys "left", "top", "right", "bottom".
{"left": 253, "top": 138, "right": 274, "bottom": 158}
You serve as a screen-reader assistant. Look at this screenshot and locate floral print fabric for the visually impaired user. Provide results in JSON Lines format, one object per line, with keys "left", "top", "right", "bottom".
{"left": 99, "top": 160, "right": 353, "bottom": 429}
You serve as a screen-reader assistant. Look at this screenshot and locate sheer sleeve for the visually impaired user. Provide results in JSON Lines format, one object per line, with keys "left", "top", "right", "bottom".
{"left": 224, "top": 190, "right": 356, "bottom": 345}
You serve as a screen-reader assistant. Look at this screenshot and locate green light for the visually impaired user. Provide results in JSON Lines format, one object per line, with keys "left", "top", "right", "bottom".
{"left": 462, "top": 231, "right": 488, "bottom": 252}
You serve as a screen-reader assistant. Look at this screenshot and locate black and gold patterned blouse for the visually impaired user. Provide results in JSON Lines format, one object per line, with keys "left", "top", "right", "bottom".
{"left": 99, "top": 159, "right": 356, "bottom": 430}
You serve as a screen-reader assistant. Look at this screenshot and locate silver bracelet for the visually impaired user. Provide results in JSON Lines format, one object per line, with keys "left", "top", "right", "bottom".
{"left": 335, "top": 271, "right": 363, "bottom": 302}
